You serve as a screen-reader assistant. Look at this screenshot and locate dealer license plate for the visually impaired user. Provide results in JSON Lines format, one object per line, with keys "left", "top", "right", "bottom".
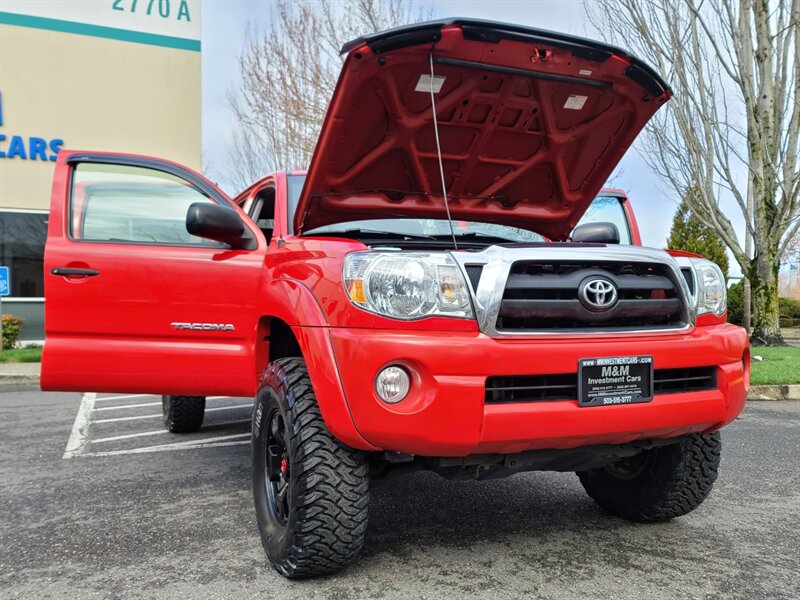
{"left": 578, "top": 356, "right": 654, "bottom": 407}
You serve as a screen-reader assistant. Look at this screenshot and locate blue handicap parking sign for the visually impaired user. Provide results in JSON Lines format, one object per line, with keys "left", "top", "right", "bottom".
{"left": 0, "top": 266, "right": 9, "bottom": 296}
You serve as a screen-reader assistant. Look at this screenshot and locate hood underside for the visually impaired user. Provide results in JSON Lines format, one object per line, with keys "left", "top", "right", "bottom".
{"left": 294, "top": 18, "right": 671, "bottom": 239}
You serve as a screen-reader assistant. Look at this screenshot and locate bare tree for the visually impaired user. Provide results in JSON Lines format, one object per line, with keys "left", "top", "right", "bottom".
{"left": 782, "top": 230, "right": 800, "bottom": 265}
{"left": 588, "top": 0, "right": 799, "bottom": 345}
{"left": 227, "top": 0, "right": 430, "bottom": 190}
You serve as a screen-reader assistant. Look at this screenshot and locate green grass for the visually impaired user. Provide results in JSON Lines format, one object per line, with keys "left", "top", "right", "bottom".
{"left": 0, "top": 346, "right": 43, "bottom": 363}
{"left": 750, "top": 346, "right": 800, "bottom": 386}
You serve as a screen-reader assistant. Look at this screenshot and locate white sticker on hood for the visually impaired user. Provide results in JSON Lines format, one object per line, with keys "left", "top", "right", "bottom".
{"left": 564, "top": 94, "right": 588, "bottom": 110}
{"left": 415, "top": 74, "right": 446, "bottom": 94}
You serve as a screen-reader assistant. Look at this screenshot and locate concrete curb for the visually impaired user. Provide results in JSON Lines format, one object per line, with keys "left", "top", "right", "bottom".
{"left": 0, "top": 375, "right": 40, "bottom": 386}
{"left": 0, "top": 362, "right": 41, "bottom": 387}
{"left": 748, "top": 384, "right": 800, "bottom": 401}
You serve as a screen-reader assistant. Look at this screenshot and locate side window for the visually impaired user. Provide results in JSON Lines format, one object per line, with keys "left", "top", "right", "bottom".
{"left": 70, "top": 163, "right": 221, "bottom": 246}
{"left": 249, "top": 187, "right": 275, "bottom": 243}
{"left": 575, "top": 196, "right": 632, "bottom": 244}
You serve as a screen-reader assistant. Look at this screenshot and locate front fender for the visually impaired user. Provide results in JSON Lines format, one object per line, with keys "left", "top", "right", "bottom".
{"left": 265, "top": 278, "right": 329, "bottom": 327}
{"left": 291, "top": 325, "right": 377, "bottom": 450}
{"left": 260, "top": 278, "right": 376, "bottom": 451}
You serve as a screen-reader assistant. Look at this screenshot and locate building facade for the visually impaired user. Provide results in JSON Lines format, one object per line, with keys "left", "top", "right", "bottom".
{"left": 1, "top": 0, "right": 201, "bottom": 341}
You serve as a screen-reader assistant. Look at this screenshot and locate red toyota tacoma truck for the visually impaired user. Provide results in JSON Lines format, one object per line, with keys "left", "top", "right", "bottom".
{"left": 42, "top": 19, "right": 748, "bottom": 578}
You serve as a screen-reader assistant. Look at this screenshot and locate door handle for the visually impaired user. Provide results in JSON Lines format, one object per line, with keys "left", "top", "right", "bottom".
{"left": 51, "top": 267, "right": 100, "bottom": 277}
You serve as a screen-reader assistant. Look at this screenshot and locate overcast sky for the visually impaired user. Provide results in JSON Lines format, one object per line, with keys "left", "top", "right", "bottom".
{"left": 200, "top": 0, "right": 742, "bottom": 260}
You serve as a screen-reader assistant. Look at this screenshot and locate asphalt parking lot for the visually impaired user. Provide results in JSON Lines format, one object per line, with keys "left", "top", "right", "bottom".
{"left": 1, "top": 386, "right": 798, "bottom": 600}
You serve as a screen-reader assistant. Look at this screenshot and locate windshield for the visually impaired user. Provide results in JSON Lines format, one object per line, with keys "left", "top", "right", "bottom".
{"left": 575, "top": 195, "right": 632, "bottom": 244}
{"left": 287, "top": 174, "right": 629, "bottom": 244}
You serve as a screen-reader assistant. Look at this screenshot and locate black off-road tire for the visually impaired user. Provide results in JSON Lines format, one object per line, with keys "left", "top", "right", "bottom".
{"left": 577, "top": 432, "right": 722, "bottom": 522}
{"left": 162, "top": 395, "right": 205, "bottom": 433}
{"left": 252, "top": 357, "right": 370, "bottom": 579}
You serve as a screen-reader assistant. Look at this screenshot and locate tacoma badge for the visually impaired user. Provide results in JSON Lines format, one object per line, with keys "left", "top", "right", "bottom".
{"left": 171, "top": 322, "right": 235, "bottom": 331}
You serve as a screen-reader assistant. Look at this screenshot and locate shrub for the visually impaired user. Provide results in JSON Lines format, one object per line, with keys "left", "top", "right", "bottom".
{"left": 2, "top": 314, "right": 24, "bottom": 350}
{"left": 779, "top": 296, "right": 800, "bottom": 320}
{"left": 727, "top": 281, "right": 744, "bottom": 326}
{"left": 727, "top": 287, "right": 800, "bottom": 328}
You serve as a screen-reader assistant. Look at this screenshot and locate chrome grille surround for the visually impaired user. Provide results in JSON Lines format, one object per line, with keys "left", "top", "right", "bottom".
{"left": 450, "top": 245, "right": 695, "bottom": 337}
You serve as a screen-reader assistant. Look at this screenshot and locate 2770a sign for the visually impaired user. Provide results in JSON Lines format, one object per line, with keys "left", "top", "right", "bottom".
{"left": 112, "top": 0, "right": 192, "bottom": 21}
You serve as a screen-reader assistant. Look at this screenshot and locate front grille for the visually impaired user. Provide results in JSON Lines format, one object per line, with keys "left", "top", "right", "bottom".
{"left": 485, "top": 373, "right": 578, "bottom": 403}
{"left": 485, "top": 366, "right": 717, "bottom": 404}
{"left": 653, "top": 366, "right": 716, "bottom": 394}
{"left": 496, "top": 260, "right": 688, "bottom": 332}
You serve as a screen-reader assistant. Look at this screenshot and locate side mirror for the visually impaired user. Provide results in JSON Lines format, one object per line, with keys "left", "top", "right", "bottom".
{"left": 186, "top": 202, "right": 252, "bottom": 249}
{"left": 571, "top": 222, "right": 620, "bottom": 244}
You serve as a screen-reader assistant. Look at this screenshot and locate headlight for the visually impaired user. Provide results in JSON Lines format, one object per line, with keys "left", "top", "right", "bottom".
{"left": 690, "top": 258, "right": 726, "bottom": 317}
{"left": 343, "top": 252, "right": 474, "bottom": 320}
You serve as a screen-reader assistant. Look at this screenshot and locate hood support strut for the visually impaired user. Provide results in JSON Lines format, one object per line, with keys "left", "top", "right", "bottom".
{"left": 428, "top": 52, "right": 459, "bottom": 249}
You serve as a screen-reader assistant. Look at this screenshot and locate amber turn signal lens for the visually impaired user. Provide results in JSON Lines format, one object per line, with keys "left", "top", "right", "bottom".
{"left": 347, "top": 280, "right": 366, "bottom": 304}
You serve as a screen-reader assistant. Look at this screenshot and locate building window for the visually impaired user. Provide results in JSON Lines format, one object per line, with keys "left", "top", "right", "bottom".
{"left": 0, "top": 211, "right": 47, "bottom": 297}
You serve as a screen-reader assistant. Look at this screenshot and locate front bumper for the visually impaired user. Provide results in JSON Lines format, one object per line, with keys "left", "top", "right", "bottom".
{"left": 328, "top": 324, "right": 749, "bottom": 456}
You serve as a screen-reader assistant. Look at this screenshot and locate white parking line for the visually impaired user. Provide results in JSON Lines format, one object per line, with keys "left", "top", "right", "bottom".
{"left": 94, "top": 413, "right": 163, "bottom": 424}
{"left": 93, "top": 395, "right": 231, "bottom": 404}
{"left": 92, "top": 401, "right": 162, "bottom": 412}
{"left": 63, "top": 392, "right": 96, "bottom": 459}
{"left": 93, "top": 394, "right": 154, "bottom": 403}
{"left": 92, "top": 404, "right": 252, "bottom": 424}
{"left": 79, "top": 433, "right": 250, "bottom": 457}
{"left": 205, "top": 403, "right": 253, "bottom": 413}
{"left": 83, "top": 440, "right": 250, "bottom": 458}
{"left": 90, "top": 429, "right": 170, "bottom": 444}
{"left": 89, "top": 419, "right": 251, "bottom": 445}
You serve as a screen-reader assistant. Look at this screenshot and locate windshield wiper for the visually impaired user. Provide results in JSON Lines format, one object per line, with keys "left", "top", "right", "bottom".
{"left": 433, "top": 232, "right": 517, "bottom": 243}
{"left": 310, "top": 228, "right": 439, "bottom": 241}
{"left": 306, "top": 228, "right": 522, "bottom": 245}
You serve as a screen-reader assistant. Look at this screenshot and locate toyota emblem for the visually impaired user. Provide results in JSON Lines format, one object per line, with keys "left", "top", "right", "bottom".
{"left": 579, "top": 278, "right": 618, "bottom": 311}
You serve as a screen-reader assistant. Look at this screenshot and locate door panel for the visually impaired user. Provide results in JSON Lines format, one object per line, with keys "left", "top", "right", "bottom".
{"left": 42, "top": 151, "right": 265, "bottom": 396}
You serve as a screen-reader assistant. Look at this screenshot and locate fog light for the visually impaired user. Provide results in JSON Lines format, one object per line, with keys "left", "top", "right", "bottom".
{"left": 374, "top": 365, "right": 410, "bottom": 404}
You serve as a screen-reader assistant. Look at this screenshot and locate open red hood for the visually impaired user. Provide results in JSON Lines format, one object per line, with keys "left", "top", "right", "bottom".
{"left": 294, "top": 19, "right": 671, "bottom": 240}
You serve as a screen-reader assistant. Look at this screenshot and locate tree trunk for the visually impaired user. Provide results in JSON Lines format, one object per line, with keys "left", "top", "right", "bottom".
{"left": 742, "top": 278, "right": 751, "bottom": 333}
{"left": 742, "top": 177, "right": 753, "bottom": 333}
{"left": 749, "top": 249, "right": 785, "bottom": 346}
